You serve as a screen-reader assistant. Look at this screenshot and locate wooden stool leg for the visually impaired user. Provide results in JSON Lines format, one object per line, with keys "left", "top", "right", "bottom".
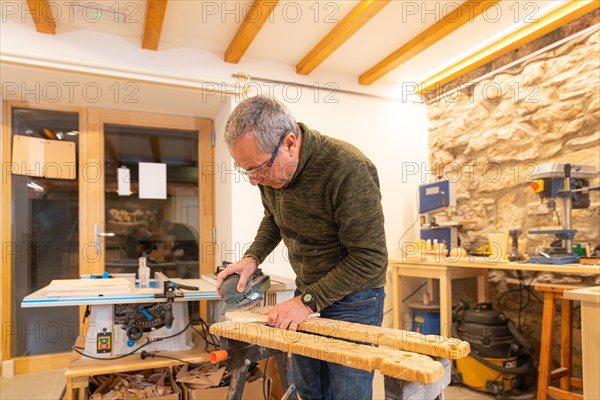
{"left": 560, "top": 298, "right": 573, "bottom": 391}
{"left": 538, "top": 291, "right": 557, "bottom": 399}
{"left": 65, "top": 378, "right": 74, "bottom": 400}
{"left": 72, "top": 376, "right": 89, "bottom": 400}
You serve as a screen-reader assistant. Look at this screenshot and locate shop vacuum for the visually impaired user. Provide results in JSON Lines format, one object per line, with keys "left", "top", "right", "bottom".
{"left": 452, "top": 302, "right": 535, "bottom": 396}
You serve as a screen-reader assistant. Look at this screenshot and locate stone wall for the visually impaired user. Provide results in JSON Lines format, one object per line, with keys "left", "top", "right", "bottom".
{"left": 426, "top": 31, "right": 599, "bottom": 378}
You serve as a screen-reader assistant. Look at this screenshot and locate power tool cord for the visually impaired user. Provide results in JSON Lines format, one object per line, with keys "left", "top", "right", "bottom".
{"left": 263, "top": 357, "right": 270, "bottom": 400}
{"left": 139, "top": 351, "right": 211, "bottom": 367}
{"left": 192, "top": 317, "right": 220, "bottom": 352}
{"left": 72, "top": 317, "right": 215, "bottom": 361}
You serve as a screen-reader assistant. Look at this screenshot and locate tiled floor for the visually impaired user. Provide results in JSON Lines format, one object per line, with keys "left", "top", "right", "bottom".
{"left": 0, "top": 369, "right": 66, "bottom": 400}
{"left": 1, "top": 368, "right": 535, "bottom": 399}
{"left": 372, "top": 371, "right": 498, "bottom": 399}
{"left": 372, "top": 371, "right": 537, "bottom": 400}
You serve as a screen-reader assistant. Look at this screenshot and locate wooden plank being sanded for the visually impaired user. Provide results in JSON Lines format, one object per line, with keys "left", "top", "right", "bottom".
{"left": 223, "top": 308, "right": 470, "bottom": 360}
{"left": 210, "top": 322, "right": 445, "bottom": 384}
{"left": 299, "top": 318, "right": 470, "bottom": 360}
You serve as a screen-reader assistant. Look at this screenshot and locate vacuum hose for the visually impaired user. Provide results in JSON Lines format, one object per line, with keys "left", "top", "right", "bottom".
{"left": 507, "top": 320, "right": 534, "bottom": 355}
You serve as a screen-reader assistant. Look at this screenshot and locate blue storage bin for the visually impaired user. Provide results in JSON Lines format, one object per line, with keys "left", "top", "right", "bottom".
{"left": 410, "top": 302, "right": 440, "bottom": 335}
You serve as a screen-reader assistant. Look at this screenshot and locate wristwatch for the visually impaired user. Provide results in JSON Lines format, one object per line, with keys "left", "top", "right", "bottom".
{"left": 301, "top": 292, "right": 317, "bottom": 312}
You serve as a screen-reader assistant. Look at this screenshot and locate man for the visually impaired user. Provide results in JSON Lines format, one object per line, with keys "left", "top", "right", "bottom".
{"left": 161, "top": 220, "right": 199, "bottom": 260}
{"left": 125, "top": 224, "right": 154, "bottom": 259}
{"left": 216, "top": 95, "right": 387, "bottom": 400}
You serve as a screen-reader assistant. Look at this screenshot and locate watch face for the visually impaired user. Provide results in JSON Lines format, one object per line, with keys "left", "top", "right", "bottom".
{"left": 303, "top": 293, "right": 313, "bottom": 303}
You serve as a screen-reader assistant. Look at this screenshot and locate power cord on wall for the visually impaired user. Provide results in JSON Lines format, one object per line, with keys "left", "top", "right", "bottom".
{"left": 398, "top": 189, "right": 421, "bottom": 257}
{"left": 497, "top": 271, "right": 542, "bottom": 336}
{"left": 402, "top": 281, "right": 428, "bottom": 303}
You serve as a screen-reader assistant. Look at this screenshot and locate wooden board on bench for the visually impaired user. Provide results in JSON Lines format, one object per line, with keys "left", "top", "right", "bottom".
{"left": 211, "top": 320, "right": 460, "bottom": 384}
{"left": 224, "top": 308, "right": 470, "bottom": 360}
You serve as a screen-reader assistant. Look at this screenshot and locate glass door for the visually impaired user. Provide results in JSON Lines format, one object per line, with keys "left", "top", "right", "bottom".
{"left": 103, "top": 124, "right": 201, "bottom": 279}
{"left": 5, "top": 107, "right": 81, "bottom": 364}
{"left": 87, "top": 109, "right": 215, "bottom": 283}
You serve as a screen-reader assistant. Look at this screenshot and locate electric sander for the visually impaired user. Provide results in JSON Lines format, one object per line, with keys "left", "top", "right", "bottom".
{"left": 218, "top": 268, "right": 271, "bottom": 314}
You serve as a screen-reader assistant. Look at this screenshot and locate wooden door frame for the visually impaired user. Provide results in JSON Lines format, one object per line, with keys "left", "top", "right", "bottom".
{"left": 89, "top": 109, "right": 215, "bottom": 277}
{"left": 1, "top": 104, "right": 215, "bottom": 372}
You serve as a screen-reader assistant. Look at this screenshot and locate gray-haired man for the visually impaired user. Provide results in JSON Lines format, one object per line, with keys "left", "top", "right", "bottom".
{"left": 216, "top": 95, "right": 387, "bottom": 399}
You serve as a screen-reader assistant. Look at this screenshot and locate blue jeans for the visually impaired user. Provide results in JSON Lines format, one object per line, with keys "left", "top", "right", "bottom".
{"left": 292, "top": 287, "right": 385, "bottom": 400}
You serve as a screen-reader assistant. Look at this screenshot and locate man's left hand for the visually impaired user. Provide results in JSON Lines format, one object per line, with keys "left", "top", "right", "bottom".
{"left": 262, "top": 296, "right": 312, "bottom": 331}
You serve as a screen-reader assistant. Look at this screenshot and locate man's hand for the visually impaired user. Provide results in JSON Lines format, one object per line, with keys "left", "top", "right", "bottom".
{"left": 216, "top": 257, "right": 258, "bottom": 293}
{"left": 262, "top": 296, "right": 312, "bottom": 331}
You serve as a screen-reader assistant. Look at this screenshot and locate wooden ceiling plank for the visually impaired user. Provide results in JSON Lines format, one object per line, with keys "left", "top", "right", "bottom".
{"left": 359, "top": 0, "right": 502, "bottom": 85}
{"left": 25, "top": 0, "right": 56, "bottom": 34}
{"left": 416, "top": 0, "right": 599, "bottom": 94}
{"left": 224, "top": 0, "right": 280, "bottom": 63}
{"left": 142, "top": 0, "right": 169, "bottom": 51}
{"left": 296, "top": 0, "right": 390, "bottom": 75}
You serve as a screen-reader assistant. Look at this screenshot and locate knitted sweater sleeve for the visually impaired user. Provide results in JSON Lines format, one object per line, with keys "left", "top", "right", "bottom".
{"left": 304, "top": 159, "right": 388, "bottom": 309}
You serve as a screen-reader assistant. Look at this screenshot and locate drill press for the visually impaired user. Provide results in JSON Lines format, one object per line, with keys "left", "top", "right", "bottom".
{"left": 528, "top": 163, "right": 598, "bottom": 264}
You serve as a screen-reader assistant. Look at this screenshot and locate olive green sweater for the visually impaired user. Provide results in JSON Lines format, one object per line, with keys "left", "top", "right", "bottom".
{"left": 245, "top": 123, "right": 387, "bottom": 310}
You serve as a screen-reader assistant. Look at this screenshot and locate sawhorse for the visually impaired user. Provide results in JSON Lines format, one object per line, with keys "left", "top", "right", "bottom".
{"left": 220, "top": 338, "right": 451, "bottom": 400}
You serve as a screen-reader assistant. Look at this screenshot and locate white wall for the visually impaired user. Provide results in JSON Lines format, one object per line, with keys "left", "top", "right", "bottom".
{"left": 214, "top": 91, "right": 430, "bottom": 327}
{"left": 221, "top": 92, "right": 429, "bottom": 275}
{"left": 226, "top": 93, "right": 427, "bottom": 272}
{"left": 213, "top": 97, "right": 235, "bottom": 263}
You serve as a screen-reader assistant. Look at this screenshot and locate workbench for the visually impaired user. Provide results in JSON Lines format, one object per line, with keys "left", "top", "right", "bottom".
{"left": 64, "top": 335, "right": 209, "bottom": 400}
{"left": 389, "top": 256, "right": 600, "bottom": 335}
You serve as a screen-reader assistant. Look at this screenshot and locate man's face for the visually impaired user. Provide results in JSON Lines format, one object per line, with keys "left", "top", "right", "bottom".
{"left": 229, "top": 131, "right": 299, "bottom": 189}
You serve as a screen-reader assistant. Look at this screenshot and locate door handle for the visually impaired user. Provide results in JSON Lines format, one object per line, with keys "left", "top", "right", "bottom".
{"left": 94, "top": 223, "right": 115, "bottom": 255}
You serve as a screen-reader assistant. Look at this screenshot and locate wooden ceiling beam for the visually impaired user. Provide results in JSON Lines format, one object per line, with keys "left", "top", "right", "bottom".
{"left": 296, "top": 0, "right": 390, "bottom": 75}
{"left": 359, "top": 0, "right": 502, "bottom": 85}
{"left": 224, "top": 0, "right": 279, "bottom": 63}
{"left": 25, "top": 0, "right": 56, "bottom": 34}
{"left": 142, "top": 0, "right": 168, "bottom": 51}
{"left": 416, "top": 0, "right": 599, "bottom": 94}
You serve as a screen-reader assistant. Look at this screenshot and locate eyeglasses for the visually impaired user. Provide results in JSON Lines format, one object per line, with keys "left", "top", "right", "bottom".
{"left": 235, "top": 132, "right": 289, "bottom": 177}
